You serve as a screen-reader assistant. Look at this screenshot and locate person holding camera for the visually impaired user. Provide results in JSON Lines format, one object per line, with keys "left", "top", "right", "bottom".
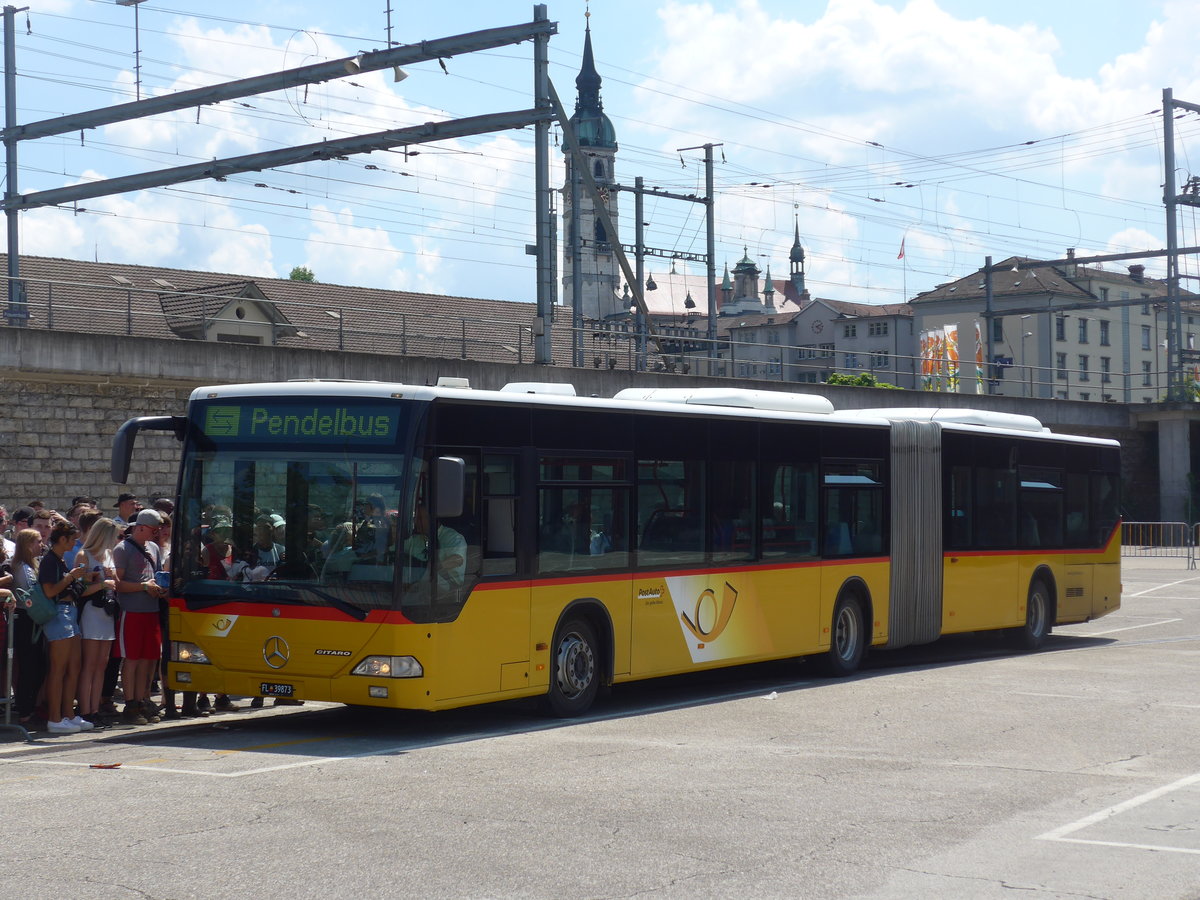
{"left": 113, "top": 509, "right": 167, "bottom": 726}
{"left": 39, "top": 520, "right": 90, "bottom": 734}
{"left": 76, "top": 517, "right": 122, "bottom": 728}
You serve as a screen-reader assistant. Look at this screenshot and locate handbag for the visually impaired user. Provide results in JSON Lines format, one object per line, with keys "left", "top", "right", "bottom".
{"left": 18, "top": 583, "right": 58, "bottom": 626}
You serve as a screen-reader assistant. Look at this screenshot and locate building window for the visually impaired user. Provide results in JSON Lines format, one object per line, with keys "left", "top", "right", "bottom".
{"left": 868, "top": 321, "right": 888, "bottom": 337}
{"left": 593, "top": 159, "right": 606, "bottom": 179}
{"left": 1099, "top": 320, "right": 1110, "bottom": 346}
{"left": 1078, "top": 318, "right": 1088, "bottom": 343}
{"left": 871, "top": 350, "right": 889, "bottom": 369}
{"left": 1055, "top": 316, "right": 1067, "bottom": 341}
{"left": 768, "top": 331, "right": 780, "bottom": 345}
{"left": 844, "top": 324, "right": 857, "bottom": 338}
{"left": 819, "top": 343, "right": 834, "bottom": 359}
{"left": 1100, "top": 357, "right": 1111, "bottom": 383}
{"left": 1056, "top": 390, "right": 1069, "bottom": 400}
{"left": 1078, "top": 354, "right": 1089, "bottom": 381}
{"left": 1142, "top": 360, "right": 1153, "bottom": 386}
{"left": 1099, "top": 287, "right": 1109, "bottom": 302}
{"left": 1079, "top": 392, "right": 1090, "bottom": 401}
{"left": 1142, "top": 325, "right": 1151, "bottom": 351}
{"left": 991, "top": 317, "right": 1003, "bottom": 343}
{"left": 1056, "top": 352, "right": 1067, "bottom": 380}
{"left": 844, "top": 353, "right": 859, "bottom": 369}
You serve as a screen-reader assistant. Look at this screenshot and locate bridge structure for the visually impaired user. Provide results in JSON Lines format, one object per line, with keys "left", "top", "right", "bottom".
{"left": 1, "top": 325, "right": 1188, "bottom": 523}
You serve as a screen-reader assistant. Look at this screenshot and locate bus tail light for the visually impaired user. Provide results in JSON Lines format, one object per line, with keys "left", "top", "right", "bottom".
{"left": 171, "top": 641, "right": 211, "bottom": 665}
{"left": 352, "top": 656, "right": 423, "bottom": 678}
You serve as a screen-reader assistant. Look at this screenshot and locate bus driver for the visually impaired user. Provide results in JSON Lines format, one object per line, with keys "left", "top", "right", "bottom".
{"left": 402, "top": 506, "right": 466, "bottom": 595}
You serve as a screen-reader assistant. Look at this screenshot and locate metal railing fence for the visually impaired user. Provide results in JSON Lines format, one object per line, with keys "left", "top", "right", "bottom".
{"left": 1121, "top": 521, "right": 1196, "bottom": 568}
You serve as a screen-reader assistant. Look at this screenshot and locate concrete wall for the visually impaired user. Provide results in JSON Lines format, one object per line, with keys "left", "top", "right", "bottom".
{"left": 0, "top": 325, "right": 1181, "bottom": 518}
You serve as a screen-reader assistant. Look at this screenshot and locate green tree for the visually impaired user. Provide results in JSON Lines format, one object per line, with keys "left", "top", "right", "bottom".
{"left": 824, "top": 372, "right": 901, "bottom": 389}
{"left": 289, "top": 265, "right": 316, "bottom": 283}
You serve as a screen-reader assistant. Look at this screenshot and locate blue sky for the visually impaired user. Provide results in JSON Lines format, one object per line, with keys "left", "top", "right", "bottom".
{"left": 9, "top": 0, "right": 1200, "bottom": 308}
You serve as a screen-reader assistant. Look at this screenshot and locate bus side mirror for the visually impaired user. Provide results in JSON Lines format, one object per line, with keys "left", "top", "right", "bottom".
{"left": 434, "top": 456, "right": 465, "bottom": 519}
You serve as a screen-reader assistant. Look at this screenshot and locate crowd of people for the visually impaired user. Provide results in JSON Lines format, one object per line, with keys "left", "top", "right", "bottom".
{"left": 0, "top": 493, "right": 238, "bottom": 735}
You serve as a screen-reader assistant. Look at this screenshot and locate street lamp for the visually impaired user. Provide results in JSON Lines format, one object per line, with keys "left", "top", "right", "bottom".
{"left": 1020, "top": 314, "right": 1033, "bottom": 398}
{"left": 1021, "top": 331, "right": 1033, "bottom": 397}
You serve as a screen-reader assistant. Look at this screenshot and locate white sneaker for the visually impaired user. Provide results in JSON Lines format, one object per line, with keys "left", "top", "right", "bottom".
{"left": 70, "top": 715, "right": 95, "bottom": 731}
{"left": 47, "top": 718, "right": 81, "bottom": 734}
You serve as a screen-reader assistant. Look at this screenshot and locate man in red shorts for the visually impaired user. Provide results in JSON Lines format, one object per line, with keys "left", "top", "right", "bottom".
{"left": 113, "top": 509, "right": 167, "bottom": 725}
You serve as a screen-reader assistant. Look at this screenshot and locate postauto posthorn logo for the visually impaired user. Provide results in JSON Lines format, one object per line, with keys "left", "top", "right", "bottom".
{"left": 205, "top": 406, "right": 241, "bottom": 436}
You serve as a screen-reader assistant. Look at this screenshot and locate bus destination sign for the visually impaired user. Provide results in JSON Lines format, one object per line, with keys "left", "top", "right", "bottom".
{"left": 200, "top": 403, "right": 400, "bottom": 444}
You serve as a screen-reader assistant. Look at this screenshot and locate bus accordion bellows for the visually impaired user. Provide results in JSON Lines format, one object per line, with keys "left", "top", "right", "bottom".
{"left": 113, "top": 380, "right": 1120, "bottom": 717}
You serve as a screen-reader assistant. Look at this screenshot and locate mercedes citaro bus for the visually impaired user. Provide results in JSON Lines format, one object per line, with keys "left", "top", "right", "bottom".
{"left": 112, "top": 379, "right": 1120, "bottom": 717}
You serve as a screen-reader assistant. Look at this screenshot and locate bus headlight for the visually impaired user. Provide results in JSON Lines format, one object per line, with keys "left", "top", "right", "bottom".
{"left": 351, "top": 656, "right": 423, "bottom": 678}
{"left": 171, "top": 641, "right": 211, "bottom": 665}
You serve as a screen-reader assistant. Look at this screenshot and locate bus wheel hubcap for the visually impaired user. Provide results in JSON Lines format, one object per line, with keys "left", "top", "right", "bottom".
{"left": 836, "top": 607, "right": 858, "bottom": 660}
{"left": 556, "top": 633, "right": 594, "bottom": 698}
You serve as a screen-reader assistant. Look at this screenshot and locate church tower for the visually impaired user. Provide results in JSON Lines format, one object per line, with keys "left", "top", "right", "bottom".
{"left": 561, "top": 22, "right": 621, "bottom": 320}
{"left": 790, "top": 221, "right": 808, "bottom": 299}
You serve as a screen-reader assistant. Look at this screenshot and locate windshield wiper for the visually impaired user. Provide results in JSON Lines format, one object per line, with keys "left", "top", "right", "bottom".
{"left": 178, "top": 581, "right": 370, "bottom": 621}
{"left": 259, "top": 581, "right": 370, "bottom": 621}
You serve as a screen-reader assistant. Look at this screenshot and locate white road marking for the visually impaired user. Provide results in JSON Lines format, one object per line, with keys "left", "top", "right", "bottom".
{"left": 1127, "top": 576, "right": 1200, "bottom": 597}
{"left": 1086, "top": 618, "right": 1182, "bottom": 636}
{"left": 1037, "top": 771, "right": 1200, "bottom": 855}
{"left": 0, "top": 679, "right": 819, "bottom": 779}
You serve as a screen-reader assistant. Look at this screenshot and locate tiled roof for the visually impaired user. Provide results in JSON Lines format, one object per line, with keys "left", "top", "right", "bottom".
{"left": 1, "top": 254, "right": 574, "bottom": 365}
{"left": 910, "top": 256, "right": 1173, "bottom": 304}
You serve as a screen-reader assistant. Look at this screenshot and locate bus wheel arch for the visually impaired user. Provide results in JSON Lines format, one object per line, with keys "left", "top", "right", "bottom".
{"left": 1012, "top": 568, "right": 1056, "bottom": 652}
{"left": 819, "top": 579, "right": 871, "bottom": 677}
{"left": 541, "top": 599, "right": 612, "bottom": 718}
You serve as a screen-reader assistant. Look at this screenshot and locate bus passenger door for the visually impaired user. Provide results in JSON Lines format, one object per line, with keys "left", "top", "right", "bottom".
{"left": 423, "top": 452, "right": 532, "bottom": 703}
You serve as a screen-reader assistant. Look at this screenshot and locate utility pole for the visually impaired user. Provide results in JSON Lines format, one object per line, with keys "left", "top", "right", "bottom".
{"left": 634, "top": 175, "right": 646, "bottom": 371}
{"left": 532, "top": 4, "right": 554, "bottom": 365}
{"left": 3, "top": 5, "right": 28, "bottom": 326}
{"left": 569, "top": 156, "right": 583, "bottom": 367}
{"left": 984, "top": 255, "right": 994, "bottom": 394}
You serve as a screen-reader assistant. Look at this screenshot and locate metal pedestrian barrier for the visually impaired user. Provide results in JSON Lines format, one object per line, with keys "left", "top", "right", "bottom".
{"left": 1, "top": 606, "right": 31, "bottom": 741}
{"left": 1121, "top": 522, "right": 1196, "bottom": 568}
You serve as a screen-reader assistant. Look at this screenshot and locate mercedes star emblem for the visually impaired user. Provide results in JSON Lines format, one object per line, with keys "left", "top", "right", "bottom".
{"left": 263, "top": 636, "right": 290, "bottom": 669}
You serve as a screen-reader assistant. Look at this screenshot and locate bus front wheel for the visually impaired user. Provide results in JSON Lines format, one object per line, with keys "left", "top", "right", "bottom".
{"left": 1012, "top": 578, "right": 1052, "bottom": 652}
{"left": 821, "top": 593, "right": 866, "bottom": 677}
{"left": 542, "top": 617, "right": 599, "bottom": 717}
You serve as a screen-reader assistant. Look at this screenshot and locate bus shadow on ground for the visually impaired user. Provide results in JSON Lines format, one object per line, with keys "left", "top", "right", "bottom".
{"left": 77, "top": 631, "right": 1117, "bottom": 762}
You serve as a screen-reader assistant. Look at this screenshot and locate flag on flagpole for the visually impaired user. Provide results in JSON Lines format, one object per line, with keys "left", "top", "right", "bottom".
{"left": 897, "top": 238, "right": 906, "bottom": 260}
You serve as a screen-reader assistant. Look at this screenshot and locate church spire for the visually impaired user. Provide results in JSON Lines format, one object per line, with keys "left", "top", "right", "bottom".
{"left": 575, "top": 24, "right": 602, "bottom": 115}
{"left": 569, "top": 19, "right": 617, "bottom": 149}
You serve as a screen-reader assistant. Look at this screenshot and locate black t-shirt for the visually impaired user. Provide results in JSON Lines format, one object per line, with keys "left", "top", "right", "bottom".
{"left": 37, "top": 552, "right": 71, "bottom": 601}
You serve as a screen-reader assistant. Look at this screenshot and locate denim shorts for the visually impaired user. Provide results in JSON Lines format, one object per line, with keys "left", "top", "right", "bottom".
{"left": 43, "top": 601, "right": 80, "bottom": 642}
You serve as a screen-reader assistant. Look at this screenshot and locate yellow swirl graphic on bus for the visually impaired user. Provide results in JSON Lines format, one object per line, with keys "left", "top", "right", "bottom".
{"left": 680, "top": 582, "right": 738, "bottom": 641}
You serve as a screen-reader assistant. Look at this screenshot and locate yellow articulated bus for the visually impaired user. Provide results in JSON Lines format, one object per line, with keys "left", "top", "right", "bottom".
{"left": 112, "top": 380, "right": 1121, "bottom": 717}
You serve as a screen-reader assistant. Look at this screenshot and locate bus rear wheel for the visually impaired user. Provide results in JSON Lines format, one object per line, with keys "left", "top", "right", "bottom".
{"left": 820, "top": 593, "right": 865, "bottom": 677}
{"left": 1012, "top": 578, "right": 1052, "bottom": 652}
{"left": 542, "top": 617, "right": 599, "bottom": 718}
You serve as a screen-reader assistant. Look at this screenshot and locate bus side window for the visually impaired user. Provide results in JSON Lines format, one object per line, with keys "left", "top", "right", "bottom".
{"left": 760, "top": 462, "right": 817, "bottom": 560}
{"left": 482, "top": 454, "right": 517, "bottom": 576}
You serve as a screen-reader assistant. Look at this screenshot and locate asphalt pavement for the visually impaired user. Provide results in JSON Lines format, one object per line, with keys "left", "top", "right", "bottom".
{"left": 2, "top": 556, "right": 1197, "bottom": 899}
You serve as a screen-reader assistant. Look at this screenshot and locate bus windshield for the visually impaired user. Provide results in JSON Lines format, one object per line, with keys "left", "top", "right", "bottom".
{"left": 173, "top": 398, "right": 419, "bottom": 615}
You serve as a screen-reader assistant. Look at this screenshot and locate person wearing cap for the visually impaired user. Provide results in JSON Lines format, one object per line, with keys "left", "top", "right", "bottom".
{"left": 249, "top": 515, "right": 285, "bottom": 570}
{"left": 112, "top": 508, "right": 167, "bottom": 725}
{"left": 113, "top": 492, "right": 141, "bottom": 528}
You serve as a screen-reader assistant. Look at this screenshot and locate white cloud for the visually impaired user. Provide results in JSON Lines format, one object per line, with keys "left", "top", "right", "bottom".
{"left": 303, "top": 205, "right": 405, "bottom": 288}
